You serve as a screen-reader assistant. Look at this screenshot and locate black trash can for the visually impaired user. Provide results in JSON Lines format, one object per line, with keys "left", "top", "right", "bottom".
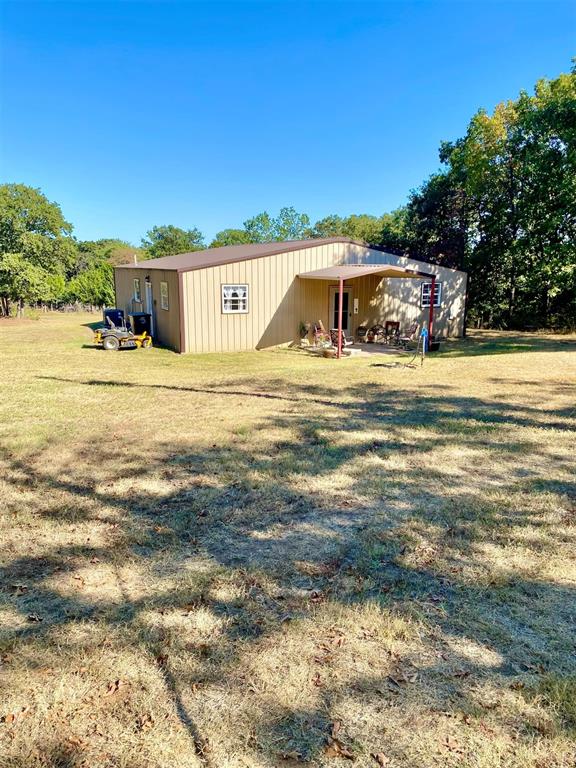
{"left": 129, "top": 312, "right": 152, "bottom": 336}
{"left": 428, "top": 335, "right": 441, "bottom": 352}
{"left": 103, "top": 308, "right": 125, "bottom": 328}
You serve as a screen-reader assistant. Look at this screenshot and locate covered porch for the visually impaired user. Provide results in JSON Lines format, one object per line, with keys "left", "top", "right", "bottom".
{"left": 297, "top": 263, "right": 436, "bottom": 358}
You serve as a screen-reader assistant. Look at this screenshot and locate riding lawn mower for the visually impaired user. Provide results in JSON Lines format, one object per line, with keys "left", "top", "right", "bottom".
{"left": 94, "top": 309, "right": 153, "bottom": 351}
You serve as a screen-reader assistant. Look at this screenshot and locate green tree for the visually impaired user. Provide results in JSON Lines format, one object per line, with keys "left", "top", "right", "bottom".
{"left": 405, "top": 170, "right": 470, "bottom": 269}
{"left": 141, "top": 225, "right": 204, "bottom": 258}
{"left": 76, "top": 239, "right": 144, "bottom": 270}
{"left": 404, "top": 64, "right": 576, "bottom": 328}
{"left": 66, "top": 261, "right": 115, "bottom": 306}
{"left": 273, "top": 207, "right": 310, "bottom": 241}
{"left": 310, "top": 214, "right": 346, "bottom": 238}
{"left": 243, "top": 212, "right": 275, "bottom": 242}
{"left": 209, "top": 229, "right": 251, "bottom": 248}
{"left": 243, "top": 207, "right": 311, "bottom": 242}
{"left": 311, "top": 210, "right": 410, "bottom": 250}
{"left": 340, "top": 214, "right": 383, "bottom": 244}
{"left": 378, "top": 208, "right": 412, "bottom": 253}
{"left": 0, "top": 253, "right": 54, "bottom": 314}
{"left": 0, "top": 184, "right": 77, "bottom": 314}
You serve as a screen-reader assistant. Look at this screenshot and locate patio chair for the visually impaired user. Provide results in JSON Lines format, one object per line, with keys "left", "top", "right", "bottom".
{"left": 312, "top": 320, "right": 331, "bottom": 345}
{"left": 330, "top": 328, "right": 354, "bottom": 348}
{"left": 367, "top": 324, "right": 386, "bottom": 343}
{"left": 398, "top": 321, "right": 419, "bottom": 349}
{"left": 384, "top": 321, "right": 400, "bottom": 345}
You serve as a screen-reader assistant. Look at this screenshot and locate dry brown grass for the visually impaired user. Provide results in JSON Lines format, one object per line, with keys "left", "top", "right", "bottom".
{"left": 0, "top": 312, "right": 575, "bottom": 768}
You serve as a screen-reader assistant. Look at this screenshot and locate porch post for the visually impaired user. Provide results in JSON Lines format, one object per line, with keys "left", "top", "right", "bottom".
{"left": 428, "top": 275, "right": 436, "bottom": 339}
{"left": 337, "top": 277, "right": 344, "bottom": 359}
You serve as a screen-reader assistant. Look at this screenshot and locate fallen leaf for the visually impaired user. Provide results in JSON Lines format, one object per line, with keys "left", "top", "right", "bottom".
{"left": 453, "top": 669, "right": 470, "bottom": 678}
{"left": 371, "top": 754, "right": 391, "bottom": 766}
{"left": 104, "top": 679, "right": 123, "bottom": 696}
{"left": 1, "top": 707, "right": 30, "bottom": 725}
{"left": 324, "top": 739, "right": 354, "bottom": 759}
{"left": 66, "top": 736, "right": 86, "bottom": 748}
{"left": 153, "top": 525, "right": 172, "bottom": 534}
{"left": 137, "top": 713, "right": 154, "bottom": 732}
{"left": 441, "top": 735, "right": 463, "bottom": 753}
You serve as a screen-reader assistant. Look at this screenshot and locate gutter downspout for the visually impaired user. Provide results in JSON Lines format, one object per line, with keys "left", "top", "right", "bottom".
{"left": 337, "top": 277, "right": 344, "bottom": 359}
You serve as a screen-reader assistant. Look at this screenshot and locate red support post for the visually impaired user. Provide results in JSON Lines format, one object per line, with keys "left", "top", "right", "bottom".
{"left": 337, "top": 277, "right": 344, "bottom": 359}
{"left": 428, "top": 275, "right": 436, "bottom": 340}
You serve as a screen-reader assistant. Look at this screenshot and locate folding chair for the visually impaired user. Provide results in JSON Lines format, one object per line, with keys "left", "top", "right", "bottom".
{"left": 399, "top": 322, "right": 419, "bottom": 349}
{"left": 312, "top": 320, "right": 331, "bottom": 345}
{"left": 330, "top": 328, "right": 354, "bottom": 348}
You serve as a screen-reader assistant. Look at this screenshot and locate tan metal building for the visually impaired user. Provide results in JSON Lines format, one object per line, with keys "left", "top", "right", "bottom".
{"left": 114, "top": 237, "right": 467, "bottom": 353}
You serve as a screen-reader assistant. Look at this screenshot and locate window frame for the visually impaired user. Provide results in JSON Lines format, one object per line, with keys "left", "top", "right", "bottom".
{"left": 133, "top": 278, "right": 141, "bottom": 303}
{"left": 421, "top": 281, "right": 442, "bottom": 308}
{"left": 221, "top": 283, "right": 249, "bottom": 315}
{"left": 160, "top": 281, "right": 169, "bottom": 311}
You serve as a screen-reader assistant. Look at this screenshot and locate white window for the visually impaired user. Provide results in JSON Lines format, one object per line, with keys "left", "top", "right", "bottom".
{"left": 133, "top": 278, "right": 141, "bottom": 303}
{"left": 421, "top": 281, "right": 442, "bottom": 308}
{"left": 222, "top": 284, "right": 249, "bottom": 314}
{"left": 160, "top": 281, "right": 169, "bottom": 310}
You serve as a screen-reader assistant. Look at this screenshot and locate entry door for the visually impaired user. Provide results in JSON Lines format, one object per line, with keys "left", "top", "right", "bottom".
{"left": 145, "top": 280, "right": 155, "bottom": 336}
{"left": 330, "top": 288, "right": 351, "bottom": 331}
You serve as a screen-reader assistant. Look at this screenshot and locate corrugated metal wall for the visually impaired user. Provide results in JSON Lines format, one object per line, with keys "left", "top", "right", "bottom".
{"left": 180, "top": 242, "right": 466, "bottom": 353}
{"left": 181, "top": 242, "right": 349, "bottom": 353}
{"left": 114, "top": 267, "right": 181, "bottom": 351}
{"left": 343, "top": 244, "right": 468, "bottom": 338}
{"left": 116, "top": 243, "right": 467, "bottom": 353}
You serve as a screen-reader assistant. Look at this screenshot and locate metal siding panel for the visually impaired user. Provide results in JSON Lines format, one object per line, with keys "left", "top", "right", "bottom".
{"left": 176, "top": 243, "right": 467, "bottom": 352}
{"left": 207, "top": 268, "right": 214, "bottom": 352}
{"left": 211, "top": 267, "right": 220, "bottom": 353}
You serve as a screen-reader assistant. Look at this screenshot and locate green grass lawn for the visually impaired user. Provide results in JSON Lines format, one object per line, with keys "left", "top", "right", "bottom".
{"left": 1, "top": 313, "right": 575, "bottom": 768}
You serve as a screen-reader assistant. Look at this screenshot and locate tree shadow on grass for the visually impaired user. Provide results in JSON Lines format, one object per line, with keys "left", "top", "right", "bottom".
{"left": 437, "top": 331, "right": 576, "bottom": 358}
{"left": 1, "top": 374, "right": 575, "bottom": 765}
{"left": 38, "top": 374, "right": 576, "bottom": 432}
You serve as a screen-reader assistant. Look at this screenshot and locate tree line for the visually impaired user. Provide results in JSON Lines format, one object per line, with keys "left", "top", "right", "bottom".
{"left": 1, "top": 64, "right": 574, "bottom": 327}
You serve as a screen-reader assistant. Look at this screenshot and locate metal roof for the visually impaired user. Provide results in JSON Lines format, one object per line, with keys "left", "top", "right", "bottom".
{"left": 298, "top": 264, "right": 433, "bottom": 280}
{"left": 117, "top": 237, "right": 371, "bottom": 273}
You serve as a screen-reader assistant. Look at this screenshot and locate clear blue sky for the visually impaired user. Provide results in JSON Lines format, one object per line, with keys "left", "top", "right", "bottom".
{"left": 1, "top": 1, "right": 574, "bottom": 245}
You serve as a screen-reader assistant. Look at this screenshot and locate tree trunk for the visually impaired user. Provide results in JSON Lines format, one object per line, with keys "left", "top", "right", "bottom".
{"left": 541, "top": 282, "right": 550, "bottom": 327}
{"left": 508, "top": 276, "right": 516, "bottom": 326}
